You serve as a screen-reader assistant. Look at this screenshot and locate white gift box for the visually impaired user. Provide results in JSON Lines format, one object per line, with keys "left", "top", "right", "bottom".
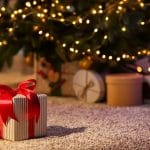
{"left": 1, "top": 94, "right": 47, "bottom": 141}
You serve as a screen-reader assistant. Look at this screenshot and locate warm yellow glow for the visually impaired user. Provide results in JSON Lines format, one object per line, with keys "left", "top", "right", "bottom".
{"left": 33, "top": 1, "right": 37, "bottom": 5}
{"left": 51, "top": 13, "right": 56, "bottom": 18}
{"left": 55, "top": 0, "right": 59, "bottom": 4}
{"left": 116, "top": 57, "right": 121, "bottom": 61}
{"left": 70, "top": 47, "right": 74, "bottom": 52}
{"left": 118, "top": 6, "right": 123, "bottom": 10}
{"left": 11, "top": 14, "right": 15, "bottom": 18}
{"left": 87, "top": 49, "right": 91, "bottom": 52}
{"left": 0, "top": 42, "right": 2, "bottom": 46}
{"left": 140, "top": 2, "right": 144, "bottom": 8}
{"left": 51, "top": 3, "right": 55, "bottom": 7}
{"left": 18, "top": 9, "right": 23, "bottom": 14}
{"left": 102, "top": 54, "right": 106, "bottom": 59}
{"left": 99, "top": 5, "right": 102, "bottom": 9}
{"left": 75, "top": 49, "right": 79, "bottom": 53}
{"left": 140, "top": 21, "right": 145, "bottom": 25}
{"left": 138, "top": 51, "right": 141, "bottom": 55}
{"left": 105, "top": 16, "right": 109, "bottom": 21}
{"left": 43, "top": 9, "right": 48, "bottom": 13}
{"left": 78, "top": 18, "right": 83, "bottom": 23}
{"left": 66, "top": 5, "right": 71, "bottom": 10}
{"left": 122, "top": 54, "right": 126, "bottom": 58}
{"left": 1, "top": 7, "right": 6, "bottom": 12}
{"left": 8, "top": 28, "right": 13, "bottom": 33}
{"left": 94, "top": 28, "right": 98, "bottom": 33}
{"left": 104, "top": 35, "right": 108, "bottom": 39}
{"left": 62, "top": 43, "right": 66, "bottom": 47}
{"left": 0, "top": 13, "right": 2, "bottom": 17}
{"left": 131, "top": 56, "right": 135, "bottom": 60}
{"left": 96, "top": 50, "right": 100, "bottom": 55}
{"left": 25, "top": 2, "right": 32, "bottom": 7}
{"left": 72, "top": 21, "right": 76, "bottom": 25}
{"left": 57, "top": 12, "right": 62, "bottom": 16}
{"left": 14, "top": 10, "right": 18, "bottom": 15}
{"left": 92, "top": 9, "right": 97, "bottom": 14}
{"left": 38, "top": 30, "right": 43, "bottom": 35}
{"left": 2, "top": 40, "right": 7, "bottom": 45}
{"left": 45, "top": 33, "right": 50, "bottom": 37}
{"left": 60, "top": 18, "right": 65, "bottom": 22}
{"left": 82, "top": 52, "right": 85, "bottom": 55}
{"left": 121, "top": 26, "right": 126, "bottom": 32}
{"left": 22, "top": 14, "right": 26, "bottom": 19}
{"left": 99, "top": 10, "right": 103, "bottom": 14}
{"left": 86, "top": 19, "right": 90, "bottom": 24}
{"left": 75, "top": 41, "right": 80, "bottom": 44}
{"left": 137, "top": 66, "right": 142, "bottom": 73}
{"left": 148, "top": 67, "right": 150, "bottom": 72}
{"left": 108, "top": 56, "right": 113, "bottom": 60}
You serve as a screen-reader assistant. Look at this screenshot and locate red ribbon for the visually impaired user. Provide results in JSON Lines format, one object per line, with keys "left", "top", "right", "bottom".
{"left": 0, "top": 79, "right": 40, "bottom": 139}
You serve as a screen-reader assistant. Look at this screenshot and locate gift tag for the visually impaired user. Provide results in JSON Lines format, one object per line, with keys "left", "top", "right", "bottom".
{"left": 73, "top": 69, "right": 105, "bottom": 103}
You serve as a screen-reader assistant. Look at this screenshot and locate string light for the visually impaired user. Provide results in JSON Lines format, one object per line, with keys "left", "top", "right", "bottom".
{"left": 75, "top": 49, "right": 79, "bottom": 53}
{"left": 140, "top": 21, "right": 145, "bottom": 25}
{"left": 57, "top": 12, "right": 62, "bottom": 16}
{"left": 22, "top": 14, "right": 26, "bottom": 19}
{"left": 75, "top": 41, "right": 80, "bottom": 45}
{"left": 66, "top": 5, "right": 71, "bottom": 10}
{"left": 38, "top": 30, "right": 43, "bottom": 35}
{"left": 43, "top": 9, "right": 48, "bottom": 13}
{"left": 148, "top": 67, "right": 150, "bottom": 72}
{"left": 86, "top": 19, "right": 90, "bottom": 24}
{"left": 0, "top": 42, "right": 2, "bottom": 46}
{"left": 25, "top": 2, "right": 32, "bottom": 8}
{"left": 94, "top": 28, "right": 98, "bottom": 33}
{"left": 105, "top": 16, "right": 109, "bottom": 21}
{"left": 1, "top": 7, "right": 6, "bottom": 12}
{"left": 102, "top": 54, "right": 106, "bottom": 59}
{"left": 45, "top": 33, "right": 50, "bottom": 38}
{"left": 116, "top": 57, "right": 121, "bottom": 61}
{"left": 78, "top": 18, "right": 83, "bottom": 24}
{"left": 99, "top": 10, "right": 103, "bottom": 14}
{"left": 121, "top": 26, "right": 126, "bottom": 32}
{"left": 62, "top": 43, "right": 66, "bottom": 47}
{"left": 51, "top": 13, "right": 56, "bottom": 18}
{"left": 33, "top": 1, "right": 37, "bottom": 5}
{"left": 104, "top": 35, "right": 108, "bottom": 39}
{"left": 139, "top": 2, "right": 144, "bottom": 8}
{"left": 137, "top": 66, "right": 143, "bottom": 72}
{"left": 92, "top": 9, "right": 97, "bottom": 14}
{"left": 70, "top": 47, "right": 74, "bottom": 52}
{"left": 108, "top": 56, "right": 113, "bottom": 60}
{"left": 51, "top": 3, "right": 55, "bottom": 7}
{"left": 87, "top": 49, "right": 91, "bottom": 52}
{"left": 96, "top": 50, "right": 100, "bottom": 55}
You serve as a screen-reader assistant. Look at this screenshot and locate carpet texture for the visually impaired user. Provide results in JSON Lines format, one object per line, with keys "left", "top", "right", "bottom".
{"left": 0, "top": 97, "right": 150, "bottom": 150}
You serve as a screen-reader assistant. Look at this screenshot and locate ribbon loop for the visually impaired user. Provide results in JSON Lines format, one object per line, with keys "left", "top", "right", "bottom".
{"left": 0, "top": 79, "right": 40, "bottom": 139}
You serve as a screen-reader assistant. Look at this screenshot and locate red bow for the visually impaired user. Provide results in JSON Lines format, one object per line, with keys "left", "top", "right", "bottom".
{"left": 0, "top": 79, "right": 40, "bottom": 138}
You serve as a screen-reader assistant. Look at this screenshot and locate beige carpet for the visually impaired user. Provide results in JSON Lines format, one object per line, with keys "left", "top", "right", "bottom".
{"left": 0, "top": 97, "right": 150, "bottom": 150}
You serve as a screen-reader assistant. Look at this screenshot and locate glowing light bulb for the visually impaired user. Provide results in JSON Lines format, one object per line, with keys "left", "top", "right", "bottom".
{"left": 94, "top": 28, "right": 98, "bottom": 33}
{"left": 86, "top": 19, "right": 90, "bottom": 24}
{"left": 3, "top": 40, "right": 7, "bottom": 45}
{"left": 92, "top": 9, "right": 97, "bottom": 14}
{"left": 122, "top": 54, "right": 126, "bottom": 59}
{"left": 38, "top": 30, "right": 43, "bottom": 35}
{"left": 148, "top": 67, "right": 150, "bottom": 72}
{"left": 55, "top": 0, "right": 59, "bottom": 4}
{"left": 45, "top": 33, "right": 50, "bottom": 37}
{"left": 8, "top": 28, "right": 13, "bottom": 33}
{"left": 118, "top": 6, "right": 123, "bottom": 10}
{"left": 104, "top": 35, "right": 108, "bottom": 39}
{"left": 43, "top": 9, "right": 48, "bottom": 13}
{"left": 102, "top": 54, "right": 106, "bottom": 59}
{"left": 70, "top": 47, "right": 74, "bottom": 52}
{"left": 96, "top": 50, "right": 100, "bottom": 55}
{"left": 99, "top": 10, "right": 103, "bottom": 14}
{"left": 75, "top": 41, "right": 80, "bottom": 44}
{"left": 78, "top": 18, "right": 83, "bottom": 23}
{"left": 66, "top": 5, "right": 71, "bottom": 10}
{"left": 57, "top": 12, "right": 62, "bottom": 16}
{"left": 105, "top": 16, "right": 109, "bottom": 21}
{"left": 99, "top": 5, "right": 102, "bottom": 9}
{"left": 51, "top": 13, "right": 56, "bottom": 18}
{"left": 116, "top": 57, "right": 121, "bottom": 61}
{"left": 87, "top": 49, "right": 91, "bottom": 52}
{"left": 140, "top": 2, "right": 144, "bottom": 8}
{"left": 75, "top": 49, "right": 79, "bottom": 53}
{"left": 51, "top": 3, "right": 55, "bottom": 7}
{"left": 140, "top": 21, "right": 145, "bottom": 25}
{"left": 137, "top": 66, "right": 142, "bottom": 73}
{"left": 22, "top": 14, "right": 26, "bottom": 19}
{"left": 121, "top": 26, "right": 126, "bottom": 32}
{"left": 0, "top": 42, "right": 2, "bottom": 46}
{"left": 18, "top": 9, "right": 23, "bottom": 14}
{"left": 60, "top": 18, "right": 64, "bottom": 22}
{"left": 108, "top": 56, "right": 113, "bottom": 60}
{"left": 25, "top": 2, "right": 31, "bottom": 7}
{"left": 11, "top": 14, "right": 15, "bottom": 19}
{"left": 1, "top": 7, "right": 6, "bottom": 12}
{"left": 33, "top": 1, "right": 37, "bottom": 5}
{"left": 0, "top": 13, "right": 2, "bottom": 17}
{"left": 131, "top": 56, "right": 135, "bottom": 60}
{"left": 72, "top": 21, "right": 76, "bottom": 25}
{"left": 62, "top": 43, "right": 66, "bottom": 47}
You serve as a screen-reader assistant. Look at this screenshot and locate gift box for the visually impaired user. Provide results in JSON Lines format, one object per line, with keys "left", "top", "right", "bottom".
{"left": 106, "top": 73, "right": 143, "bottom": 106}
{"left": 73, "top": 69, "right": 105, "bottom": 103}
{"left": 0, "top": 79, "right": 47, "bottom": 141}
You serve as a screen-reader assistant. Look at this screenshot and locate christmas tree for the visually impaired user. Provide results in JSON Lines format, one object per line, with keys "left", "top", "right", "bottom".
{"left": 0, "top": 0, "right": 149, "bottom": 73}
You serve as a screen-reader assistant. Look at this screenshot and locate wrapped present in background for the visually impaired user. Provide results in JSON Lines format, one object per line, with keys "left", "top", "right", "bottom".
{"left": 36, "top": 57, "right": 79, "bottom": 96}
{"left": 0, "top": 80, "right": 47, "bottom": 141}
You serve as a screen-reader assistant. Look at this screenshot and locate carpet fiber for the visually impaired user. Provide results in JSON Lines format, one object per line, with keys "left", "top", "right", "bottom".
{"left": 0, "top": 97, "right": 150, "bottom": 150}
